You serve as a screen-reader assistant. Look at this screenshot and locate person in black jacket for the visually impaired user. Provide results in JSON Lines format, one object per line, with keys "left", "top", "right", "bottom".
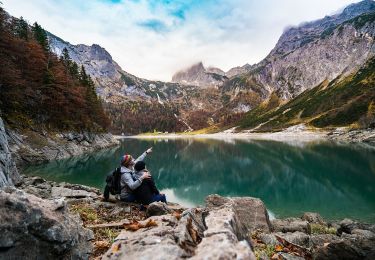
{"left": 133, "top": 161, "right": 167, "bottom": 205}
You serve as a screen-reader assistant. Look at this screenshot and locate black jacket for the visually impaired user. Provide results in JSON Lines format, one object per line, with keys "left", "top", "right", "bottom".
{"left": 133, "top": 176, "right": 160, "bottom": 205}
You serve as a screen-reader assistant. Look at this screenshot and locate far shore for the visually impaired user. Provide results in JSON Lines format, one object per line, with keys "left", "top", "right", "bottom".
{"left": 113, "top": 125, "right": 375, "bottom": 144}
{"left": 114, "top": 129, "right": 329, "bottom": 143}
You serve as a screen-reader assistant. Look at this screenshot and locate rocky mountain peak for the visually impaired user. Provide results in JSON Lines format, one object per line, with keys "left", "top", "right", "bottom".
{"left": 342, "top": 0, "right": 375, "bottom": 17}
{"left": 172, "top": 62, "right": 228, "bottom": 87}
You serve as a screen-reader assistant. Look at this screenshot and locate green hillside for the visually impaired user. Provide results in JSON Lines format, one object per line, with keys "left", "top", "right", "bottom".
{"left": 238, "top": 57, "right": 375, "bottom": 132}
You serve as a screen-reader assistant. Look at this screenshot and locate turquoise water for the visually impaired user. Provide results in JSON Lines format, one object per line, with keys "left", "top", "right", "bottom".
{"left": 23, "top": 138, "right": 375, "bottom": 223}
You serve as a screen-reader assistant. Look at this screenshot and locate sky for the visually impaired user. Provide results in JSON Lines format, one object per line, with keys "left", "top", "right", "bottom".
{"left": 2, "top": 0, "right": 361, "bottom": 81}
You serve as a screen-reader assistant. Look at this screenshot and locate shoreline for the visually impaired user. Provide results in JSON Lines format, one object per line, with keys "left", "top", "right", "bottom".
{"left": 7, "top": 174, "right": 375, "bottom": 259}
{"left": 114, "top": 126, "right": 375, "bottom": 144}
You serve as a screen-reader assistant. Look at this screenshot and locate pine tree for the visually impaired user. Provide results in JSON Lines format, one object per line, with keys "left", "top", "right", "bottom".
{"left": 79, "top": 65, "right": 89, "bottom": 85}
{"left": 32, "top": 22, "right": 49, "bottom": 51}
{"left": 61, "top": 47, "right": 71, "bottom": 66}
{"left": 15, "top": 16, "right": 28, "bottom": 40}
{"left": 69, "top": 61, "right": 79, "bottom": 79}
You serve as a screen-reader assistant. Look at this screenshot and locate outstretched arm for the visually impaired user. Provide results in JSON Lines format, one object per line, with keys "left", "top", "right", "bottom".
{"left": 135, "top": 147, "right": 152, "bottom": 163}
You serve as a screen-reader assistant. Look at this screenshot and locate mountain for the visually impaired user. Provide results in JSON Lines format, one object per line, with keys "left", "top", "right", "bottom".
{"left": 225, "top": 64, "right": 252, "bottom": 78}
{"left": 45, "top": 0, "right": 375, "bottom": 133}
{"left": 48, "top": 33, "right": 198, "bottom": 104}
{"left": 225, "top": 0, "right": 375, "bottom": 100}
{"left": 238, "top": 56, "right": 375, "bottom": 131}
{"left": 171, "top": 62, "right": 228, "bottom": 88}
{"left": 48, "top": 34, "right": 231, "bottom": 133}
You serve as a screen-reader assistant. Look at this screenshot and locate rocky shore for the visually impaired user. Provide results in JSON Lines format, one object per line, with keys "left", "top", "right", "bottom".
{"left": 7, "top": 127, "right": 119, "bottom": 166}
{"left": 1, "top": 175, "right": 374, "bottom": 260}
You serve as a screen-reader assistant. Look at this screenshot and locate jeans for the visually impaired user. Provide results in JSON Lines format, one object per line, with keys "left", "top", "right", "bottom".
{"left": 151, "top": 193, "right": 167, "bottom": 203}
{"left": 120, "top": 193, "right": 136, "bottom": 202}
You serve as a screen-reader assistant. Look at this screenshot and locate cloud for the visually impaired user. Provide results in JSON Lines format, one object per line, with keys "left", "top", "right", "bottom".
{"left": 2, "top": 0, "right": 361, "bottom": 81}
{"left": 138, "top": 19, "right": 169, "bottom": 33}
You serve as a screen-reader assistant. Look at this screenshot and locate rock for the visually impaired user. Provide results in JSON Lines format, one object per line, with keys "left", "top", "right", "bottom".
{"left": 258, "top": 233, "right": 279, "bottom": 245}
{"left": 312, "top": 240, "right": 364, "bottom": 260}
{"left": 351, "top": 229, "right": 375, "bottom": 239}
{"left": 51, "top": 186, "right": 98, "bottom": 199}
{"left": 146, "top": 202, "right": 172, "bottom": 217}
{"left": 22, "top": 185, "right": 51, "bottom": 199}
{"left": 313, "top": 230, "right": 375, "bottom": 260}
{"left": 274, "top": 252, "right": 305, "bottom": 260}
{"left": 103, "top": 210, "right": 205, "bottom": 260}
{"left": 301, "top": 212, "right": 325, "bottom": 225}
{"left": 337, "top": 218, "right": 373, "bottom": 235}
{"left": 258, "top": 232, "right": 310, "bottom": 247}
{"left": 52, "top": 197, "right": 66, "bottom": 210}
{"left": 310, "top": 234, "right": 341, "bottom": 248}
{"left": 0, "top": 187, "right": 93, "bottom": 259}
{"left": 0, "top": 117, "right": 20, "bottom": 187}
{"left": 192, "top": 238, "right": 253, "bottom": 260}
{"left": 279, "top": 232, "right": 310, "bottom": 248}
{"left": 272, "top": 218, "right": 311, "bottom": 234}
{"left": 104, "top": 197, "right": 257, "bottom": 260}
{"left": 206, "top": 194, "right": 271, "bottom": 234}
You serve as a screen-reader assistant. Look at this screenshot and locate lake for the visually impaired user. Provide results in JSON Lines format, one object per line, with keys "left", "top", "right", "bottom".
{"left": 23, "top": 137, "right": 375, "bottom": 223}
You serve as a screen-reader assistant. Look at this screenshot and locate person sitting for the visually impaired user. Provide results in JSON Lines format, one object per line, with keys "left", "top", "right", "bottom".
{"left": 119, "top": 147, "right": 152, "bottom": 202}
{"left": 133, "top": 161, "right": 167, "bottom": 205}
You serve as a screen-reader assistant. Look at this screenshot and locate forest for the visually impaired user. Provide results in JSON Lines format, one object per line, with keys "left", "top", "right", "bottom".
{"left": 0, "top": 8, "right": 109, "bottom": 132}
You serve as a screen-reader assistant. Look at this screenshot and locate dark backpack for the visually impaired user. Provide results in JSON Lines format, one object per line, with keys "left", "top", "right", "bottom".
{"left": 103, "top": 167, "right": 122, "bottom": 201}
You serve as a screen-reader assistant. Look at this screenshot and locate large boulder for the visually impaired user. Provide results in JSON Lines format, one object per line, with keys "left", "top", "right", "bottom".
{"left": 0, "top": 117, "right": 20, "bottom": 187}
{"left": 103, "top": 209, "right": 207, "bottom": 260}
{"left": 206, "top": 194, "right": 271, "bottom": 235}
{"left": 146, "top": 202, "right": 173, "bottom": 217}
{"left": 301, "top": 212, "right": 325, "bottom": 225}
{"left": 103, "top": 195, "right": 261, "bottom": 259}
{"left": 0, "top": 187, "right": 93, "bottom": 259}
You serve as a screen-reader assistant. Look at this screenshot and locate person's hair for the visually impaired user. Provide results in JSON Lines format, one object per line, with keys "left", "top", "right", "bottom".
{"left": 134, "top": 161, "right": 146, "bottom": 171}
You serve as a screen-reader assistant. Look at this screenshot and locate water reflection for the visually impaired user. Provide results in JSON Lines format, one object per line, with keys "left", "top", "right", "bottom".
{"left": 24, "top": 138, "right": 375, "bottom": 222}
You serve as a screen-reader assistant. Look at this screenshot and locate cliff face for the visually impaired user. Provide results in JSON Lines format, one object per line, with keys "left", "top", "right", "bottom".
{"left": 0, "top": 118, "right": 20, "bottom": 187}
{"left": 227, "top": 0, "right": 375, "bottom": 99}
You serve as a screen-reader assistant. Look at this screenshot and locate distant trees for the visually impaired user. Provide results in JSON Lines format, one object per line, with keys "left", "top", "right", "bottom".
{"left": 0, "top": 8, "right": 109, "bottom": 132}
{"left": 104, "top": 101, "right": 186, "bottom": 134}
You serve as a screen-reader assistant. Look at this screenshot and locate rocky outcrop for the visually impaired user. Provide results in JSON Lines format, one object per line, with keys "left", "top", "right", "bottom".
{"left": 0, "top": 117, "right": 20, "bottom": 187}
{"left": 172, "top": 62, "right": 228, "bottom": 88}
{"left": 7, "top": 129, "right": 119, "bottom": 166}
{"left": 103, "top": 194, "right": 272, "bottom": 259}
{"left": 0, "top": 187, "right": 94, "bottom": 260}
{"left": 18, "top": 175, "right": 101, "bottom": 201}
{"left": 252, "top": 211, "right": 375, "bottom": 260}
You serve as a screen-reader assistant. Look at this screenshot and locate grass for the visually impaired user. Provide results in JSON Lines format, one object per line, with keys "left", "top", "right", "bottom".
{"left": 254, "top": 245, "right": 276, "bottom": 260}
{"left": 70, "top": 204, "right": 98, "bottom": 222}
{"left": 310, "top": 224, "right": 337, "bottom": 235}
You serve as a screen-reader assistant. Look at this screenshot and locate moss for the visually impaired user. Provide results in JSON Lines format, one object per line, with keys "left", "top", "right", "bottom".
{"left": 311, "top": 224, "right": 337, "bottom": 235}
{"left": 254, "top": 245, "right": 276, "bottom": 259}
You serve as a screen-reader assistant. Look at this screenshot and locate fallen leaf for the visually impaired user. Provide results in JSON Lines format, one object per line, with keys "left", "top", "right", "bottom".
{"left": 173, "top": 211, "right": 181, "bottom": 220}
{"left": 124, "top": 220, "right": 141, "bottom": 231}
{"left": 275, "top": 244, "right": 283, "bottom": 252}
{"left": 112, "top": 243, "right": 121, "bottom": 253}
{"left": 323, "top": 242, "right": 330, "bottom": 247}
{"left": 144, "top": 219, "right": 158, "bottom": 227}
